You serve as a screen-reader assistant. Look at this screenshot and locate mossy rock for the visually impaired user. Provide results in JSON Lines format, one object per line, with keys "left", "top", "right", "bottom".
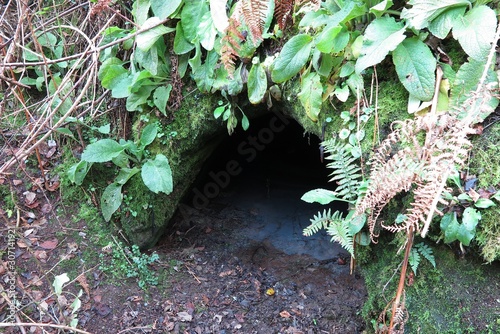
{"left": 469, "top": 121, "right": 500, "bottom": 262}
{"left": 361, "top": 240, "right": 500, "bottom": 333}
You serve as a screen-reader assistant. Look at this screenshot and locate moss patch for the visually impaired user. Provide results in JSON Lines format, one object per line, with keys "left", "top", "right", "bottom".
{"left": 361, "top": 240, "right": 500, "bottom": 333}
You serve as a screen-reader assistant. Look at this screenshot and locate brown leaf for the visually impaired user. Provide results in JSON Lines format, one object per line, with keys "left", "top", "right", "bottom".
{"left": 13, "top": 179, "right": 23, "bottom": 186}
{"left": 76, "top": 274, "right": 91, "bottom": 296}
{"left": 219, "top": 269, "right": 235, "bottom": 277}
{"left": 23, "top": 191, "right": 37, "bottom": 204}
{"left": 34, "top": 250, "right": 47, "bottom": 262}
{"left": 39, "top": 238, "right": 58, "bottom": 250}
{"left": 279, "top": 310, "right": 291, "bottom": 318}
{"left": 46, "top": 181, "right": 60, "bottom": 192}
{"left": 235, "top": 312, "right": 245, "bottom": 323}
{"left": 41, "top": 203, "right": 53, "bottom": 213}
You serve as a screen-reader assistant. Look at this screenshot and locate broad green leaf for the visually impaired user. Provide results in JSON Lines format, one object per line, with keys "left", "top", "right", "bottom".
{"left": 340, "top": 61, "right": 355, "bottom": 78}
{"left": 348, "top": 213, "right": 366, "bottom": 235}
{"left": 142, "top": 154, "right": 173, "bottom": 194}
{"left": 174, "top": 21, "right": 195, "bottom": 55}
{"left": 52, "top": 273, "right": 70, "bottom": 296}
{"left": 462, "top": 207, "right": 480, "bottom": 231}
{"left": 428, "top": 6, "right": 466, "bottom": 39}
{"left": 210, "top": 0, "right": 229, "bottom": 32}
{"left": 214, "top": 104, "right": 227, "bottom": 119}
{"left": 370, "top": 0, "right": 393, "bottom": 18}
{"left": 67, "top": 160, "right": 91, "bottom": 185}
{"left": 241, "top": 112, "right": 250, "bottom": 130}
{"left": 271, "top": 34, "right": 313, "bottom": 83}
{"left": 115, "top": 167, "right": 140, "bottom": 185}
{"left": 298, "top": 72, "right": 322, "bottom": 122}
{"left": 136, "top": 17, "right": 175, "bottom": 52}
{"left": 441, "top": 212, "right": 460, "bottom": 243}
{"left": 134, "top": 46, "right": 160, "bottom": 76}
{"left": 227, "top": 64, "right": 243, "bottom": 95}
{"left": 95, "top": 124, "right": 111, "bottom": 134}
{"left": 153, "top": 85, "right": 172, "bottom": 116}
{"left": 150, "top": 0, "right": 182, "bottom": 19}
{"left": 181, "top": 0, "right": 207, "bottom": 42}
{"left": 140, "top": 123, "right": 158, "bottom": 147}
{"left": 474, "top": 198, "right": 496, "bottom": 209}
{"left": 315, "top": 25, "right": 343, "bottom": 53}
{"left": 247, "top": 60, "right": 267, "bottom": 104}
{"left": 355, "top": 17, "right": 406, "bottom": 73}
{"left": 452, "top": 5, "right": 497, "bottom": 61}
{"left": 393, "top": 38, "right": 436, "bottom": 101}
{"left": 101, "top": 183, "right": 123, "bottom": 222}
{"left": 126, "top": 85, "right": 156, "bottom": 111}
{"left": 81, "top": 139, "right": 124, "bottom": 162}
{"left": 37, "top": 32, "right": 57, "bottom": 48}
{"left": 301, "top": 188, "right": 347, "bottom": 205}
{"left": 299, "top": 9, "right": 330, "bottom": 29}
{"left": 55, "top": 127, "right": 75, "bottom": 138}
{"left": 334, "top": 85, "right": 349, "bottom": 102}
{"left": 111, "top": 152, "right": 130, "bottom": 168}
{"left": 198, "top": 10, "right": 217, "bottom": 50}
{"left": 313, "top": 51, "right": 334, "bottom": 77}
{"left": 132, "top": 0, "right": 150, "bottom": 25}
{"left": 401, "top": 0, "right": 470, "bottom": 30}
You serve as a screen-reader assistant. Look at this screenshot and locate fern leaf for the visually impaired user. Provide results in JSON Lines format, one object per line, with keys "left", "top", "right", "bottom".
{"left": 274, "top": 0, "right": 293, "bottom": 30}
{"left": 327, "top": 219, "right": 354, "bottom": 255}
{"left": 416, "top": 242, "right": 435, "bottom": 268}
{"left": 241, "top": 0, "right": 270, "bottom": 43}
{"left": 409, "top": 247, "right": 421, "bottom": 274}
{"left": 303, "top": 208, "right": 337, "bottom": 236}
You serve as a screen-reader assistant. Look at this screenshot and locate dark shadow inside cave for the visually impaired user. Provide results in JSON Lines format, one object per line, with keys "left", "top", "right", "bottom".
{"left": 176, "top": 111, "right": 348, "bottom": 260}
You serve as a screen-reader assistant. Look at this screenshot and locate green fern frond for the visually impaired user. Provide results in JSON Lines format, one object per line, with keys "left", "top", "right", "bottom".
{"left": 303, "top": 208, "right": 354, "bottom": 256}
{"left": 415, "top": 242, "right": 435, "bottom": 268}
{"left": 323, "top": 138, "right": 362, "bottom": 201}
{"left": 409, "top": 247, "right": 421, "bottom": 274}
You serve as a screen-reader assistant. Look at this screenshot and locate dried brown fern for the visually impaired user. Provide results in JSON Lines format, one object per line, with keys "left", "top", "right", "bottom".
{"left": 241, "top": 0, "right": 270, "bottom": 43}
{"left": 221, "top": 1, "right": 245, "bottom": 75}
{"left": 274, "top": 0, "right": 294, "bottom": 30}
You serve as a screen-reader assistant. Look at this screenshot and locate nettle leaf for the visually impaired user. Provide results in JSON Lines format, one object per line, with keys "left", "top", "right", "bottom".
{"left": 401, "top": 0, "right": 470, "bottom": 30}
{"left": 136, "top": 17, "right": 176, "bottom": 52}
{"left": 81, "top": 139, "right": 124, "bottom": 162}
{"left": 141, "top": 154, "right": 173, "bottom": 194}
{"left": 153, "top": 85, "right": 172, "bottom": 116}
{"left": 393, "top": 38, "right": 436, "bottom": 101}
{"left": 298, "top": 72, "right": 322, "bottom": 122}
{"left": 150, "top": 0, "right": 182, "bottom": 20}
{"left": 271, "top": 34, "right": 313, "bottom": 83}
{"left": 428, "top": 6, "right": 466, "bottom": 39}
{"left": 247, "top": 59, "right": 267, "bottom": 104}
{"left": 101, "top": 182, "right": 123, "bottom": 222}
{"left": 355, "top": 17, "right": 406, "bottom": 73}
{"left": 452, "top": 5, "right": 498, "bottom": 61}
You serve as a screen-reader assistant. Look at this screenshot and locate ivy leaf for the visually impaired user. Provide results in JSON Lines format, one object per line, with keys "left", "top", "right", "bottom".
{"left": 355, "top": 17, "right": 406, "bottom": 73}
{"left": 298, "top": 72, "right": 322, "bottom": 122}
{"left": 153, "top": 85, "right": 172, "bottom": 116}
{"left": 428, "top": 6, "right": 466, "bottom": 39}
{"left": 393, "top": 38, "right": 436, "bottom": 101}
{"left": 271, "top": 34, "right": 313, "bottom": 83}
{"left": 141, "top": 154, "right": 173, "bottom": 194}
{"left": 136, "top": 17, "right": 176, "bottom": 52}
{"left": 247, "top": 60, "right": 267, "bottom": 104}
{"left": 401, "top": 0, "right": 470, "bottom": 30}
{"left": 452, "top": 5, "right": 498, "bottom": 61}
{"left": 81, "top": 139, "right": 124, "bottom": 162}
{"left": 101, "top": 183, "right": 123, "bottom": 222}
{"left": 150, "top": 0, "right": 182, "bottom": 20}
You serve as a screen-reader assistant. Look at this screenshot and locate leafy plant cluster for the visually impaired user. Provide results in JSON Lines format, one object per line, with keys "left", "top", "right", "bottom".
{"left": 67, "top": 123, "right": 173, "bottom": 221}
{"left": 99, "top": 242, "right": 160, "bottom": 290}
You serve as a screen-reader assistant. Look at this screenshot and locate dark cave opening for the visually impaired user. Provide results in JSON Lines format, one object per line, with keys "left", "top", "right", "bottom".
{"left": 179, "top": 111, "right": 348, "bottom": 260}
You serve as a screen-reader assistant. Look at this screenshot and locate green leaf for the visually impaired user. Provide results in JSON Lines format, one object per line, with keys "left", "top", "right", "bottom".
{"left": 55, "top": 127, "right": 75, "bottom": 138}
{"left": 315, "top": 25, "right": 343, "bottom": 53}
{"left": 115, "top": 167, "right": 140, "bottom": 185}
{"left": 95, "top": 124, "right": 111, "bottom": 134}
{"left": 452, "top": 5, "right": 498, "bottom": 61}
{"left": 462, "top": 207, "right": 480, "bottom": 231}
{"left": 37, "top": 32, "right": 57, "bottom": 48}
{"left": 474, "top": 198, "right": 496, "bottom": 209}
{"left": 210, "top": 0, "right": 229, "bottom": 32}
{"left": 181, "top": 0, "right": 207, "bottom": 43}
{"left": 132, "top": 0, "right": 150, "bottom": 25}
{"left": 141, "top": 154, "right": 173, "bottom": 194}
{"left": 52, "top": 273, "right": 70, "bottom": 296}
{"left": 428, "top": 6, "right": 466, "bottom": 39}
{"left": 393, "top": 38, "right": 436, "bottom": 101}
{"left": 81, "top": 139, "right": 124, "bottom": 162}
{"left": 247, "top": 60, "right": 267, "bottom": 104}
{"left": 150, "top": 0, "right": 182, "bottom": 19}
{"left": 136, "top": 17, "right": 176, "bottom": 52}
{"left": 369, "top": 0, "right": 393, "bottom": 18}
{"left": 67, "top": 161, "right": 91, "bottom": 185}
{"left": 174, "top": 21, "right": 195, "bottom": 55}
{"left": 153, "top": 85, "right": 172, "bottom": 116}
{"left": 401, "top": 0, "right": 470, "bottom": 30}
{"left": 140, "top": 123, "right": 158, "bottom": 147}
{"left": 197, "top": 10, "right": 217, "bottom": 50}
{"left": 355, "top": 17, "right": 406, "bottom": 73}
{"left": 441, "top": 212, "right": 460, "bottom": 243}
{"left": 101, "top": 183, "right": 123, "bottom": 222}
{"left": 271, "top": 34, "right": 313, "bottom": 83}
{"left": 126, "top": 85, "right": 156, "bottom": 111}
{"left": 301, "top": 188, "right": 346, "bottom": 205}
{"left": 241, "top": 112, "right": 250, "bottom": 131}
{"left": 348, "top": 213, "right": 366, "bottom": 235}
{"left": 298, "top": 72, "right": 322, "bottom": 122}
{"left": 214, "top": 104, "right": 227, "bottom": 119}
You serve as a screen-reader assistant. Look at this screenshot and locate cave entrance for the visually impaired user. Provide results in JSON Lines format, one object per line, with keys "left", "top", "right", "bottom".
{"left": 178, "top": 111, "right": 347, "bottom": 260}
